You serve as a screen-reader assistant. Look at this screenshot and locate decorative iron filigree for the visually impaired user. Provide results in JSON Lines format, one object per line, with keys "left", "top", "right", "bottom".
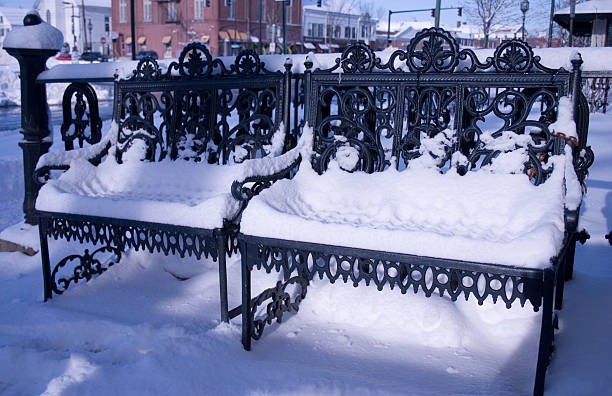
{"left": 60, "top": 83, "right": 102, "bottom": 150}
{"left": 249, "top": 276, "right": 308, "bottom": 340}
{"left": 51, "top": 245, "right": 121, "bottom": 294}
{"left": 42, "top": 215, "right": 219, "bottom": 261}
{"left": 249, "top": 243, "right": 544, "bottom": 311}
{"left": 115, "top": 45, "right": 289, "bottom": 164}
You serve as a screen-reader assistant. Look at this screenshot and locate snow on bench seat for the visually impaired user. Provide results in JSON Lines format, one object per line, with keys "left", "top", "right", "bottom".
{"left": 36, "top": 141, "right": 246, "bottom": 230}
{"left": 240, "top": 152, "right": 573, "bottom": 270}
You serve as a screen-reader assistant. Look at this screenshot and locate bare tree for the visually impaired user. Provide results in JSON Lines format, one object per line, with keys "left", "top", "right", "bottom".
{"left": 466, "top": 0, "right": 516, "bottom": 48}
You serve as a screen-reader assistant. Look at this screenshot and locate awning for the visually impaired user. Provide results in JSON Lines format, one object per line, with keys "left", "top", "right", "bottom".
{"left": 319, "top": 44, "right": 329, "bottom": 50}
{"left": 304, "top": 42, "right": 315, "bottom": 49}
{"left": 329, "top": 43, "right": 340, "bottom": 49}
{"left": 220, "top": 30, "right": 247, "bottom": 41}
{"left": 161, "top": 36, "right": 172, "bottom": 44}
{"left": 250, "top": 35, "right": 259, "bottom": 43}
{"left": 138, "top": 36, "right": 146, "bottom": 45}
{"left": 200, "top": 35, "right": 209, "bottom": 43}
{"left": 125, "top": 37, "right": 132, "bottom": 44}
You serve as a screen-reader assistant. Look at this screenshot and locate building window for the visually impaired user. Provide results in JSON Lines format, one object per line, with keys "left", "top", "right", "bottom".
{"left": 105, "top": 16, "right": 110, "bottom": 33}
{"left": 326, "top": 24, "right": 332, "bottom": 37}
{"left": 351, "top": 27, "right": 356, "bottom": 39}
{"left": 334, "top": 25, "right": 340, "bottom": 38}
{"left": 143, "top": 0, "right": 152, "bottom": 22}
{"left": 308, "top": 24, "right": 313, "bottom": 37}
{"left": 317, "top": 24, "right": 323, "bottom": 38}
{"left": 344, "top": 26, "right": 350, "bottom": 38}
{"left": 168, "top": 1, "right": 177, "bottom": 21}
{"left": 46, "top": 10, "right": 51, "bottom": 23}
{"left": 119, "top": 0, "right": 127, "bottom": 23}
{"left": 195, "top": 0, "right": 204, "bottom": 19}
{"left": 226, "top": 0, "right": 236, "bottom": 19}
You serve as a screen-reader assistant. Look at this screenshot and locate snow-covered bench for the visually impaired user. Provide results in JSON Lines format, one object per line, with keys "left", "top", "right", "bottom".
{"left": 34, "top": 43, "right": 294, "bottom": 322}
{"left": 234, "top": 29, "right": 592, "bottom": 396}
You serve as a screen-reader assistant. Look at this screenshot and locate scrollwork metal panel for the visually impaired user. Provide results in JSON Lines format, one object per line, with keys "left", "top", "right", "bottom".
{"left": 114, "top": 43, "right": 291, "bottom": 164}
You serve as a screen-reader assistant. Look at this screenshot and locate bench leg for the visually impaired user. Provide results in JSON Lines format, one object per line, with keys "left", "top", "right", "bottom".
{"left": 534, "top": 270, "right": 554, "bottom": 396}
{"left": 241, "top": 240, "right": 252, "bottom": 351}
{"left": 564, "top": 235, "right": 576, "bottom": 281}
{"left": 39, "top": 217, "right": 52, "bottom": 302}
{"left": 216, "top": 234, "right": 230, "bottom": 323}
{"left": 555, "top": 255, "right": 566, "bottom": 311}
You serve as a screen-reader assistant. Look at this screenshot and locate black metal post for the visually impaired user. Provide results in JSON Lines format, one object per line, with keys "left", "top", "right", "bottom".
{"left": 434, "top": 0, "right": 441, "bottom": 28}
{"left": 547, "top": 0, "right": 555, "bottom": 47}
{"left": 569, "top": 0, "right": 575, "bottom": 47}
{"left": 241, "top": 240, "right": 252, "bottom": 350}
{"left": 130, "top": 0, "right": 136, "bottom": 60}
{"left": 258, "top": 0, "right": 262, "bottom": 54}
{"left": 5, "top": 14, "right": 60, "bottom": 225}
{"left": 282, "top": 0, "right": 287, "bottom": 54}
{"left": 387, "top": 10, "right": 391, "bottom": 47}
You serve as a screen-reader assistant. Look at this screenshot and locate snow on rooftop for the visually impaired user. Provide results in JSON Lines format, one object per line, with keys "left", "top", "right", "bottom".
{"left": 0, "top": 7, "right": 28, "bottom": 27}
{"left": 556, "top": 0, "right": 612, "bottom": 15}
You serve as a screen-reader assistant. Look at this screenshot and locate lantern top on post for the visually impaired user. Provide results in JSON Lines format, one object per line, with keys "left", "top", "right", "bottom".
{"left": 3, "top": 10, "right": 63, "bottom": 51}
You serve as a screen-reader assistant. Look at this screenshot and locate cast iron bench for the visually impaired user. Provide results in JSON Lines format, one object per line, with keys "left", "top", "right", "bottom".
{"left": 33, "top": 43, "right": 294, "bottom": 322}
{"left": 233, "top": 29, "right": 593, "bottom": 395}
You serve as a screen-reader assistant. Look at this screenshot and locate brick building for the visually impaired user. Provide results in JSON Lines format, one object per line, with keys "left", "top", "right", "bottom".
{"left": 112, "top": 0, "right": 302, "bottom": 58}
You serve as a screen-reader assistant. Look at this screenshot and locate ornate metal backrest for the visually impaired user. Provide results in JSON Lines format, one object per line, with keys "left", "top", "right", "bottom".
{"left": 303, "top": 28, "right": 585, "bottom": 185}
{"left": 114, "top": 42, "right": 292, "bottom": 164}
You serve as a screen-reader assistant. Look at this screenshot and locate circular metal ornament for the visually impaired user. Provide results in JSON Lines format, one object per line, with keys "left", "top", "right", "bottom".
{"left": 178, "top": 42, "right": 213, "bottom": 77}
{"left": 493, "top": 40, "right": 534, "bottom": 72}
{"left": 406, "top": 28, "right": 460, "bottom": 73}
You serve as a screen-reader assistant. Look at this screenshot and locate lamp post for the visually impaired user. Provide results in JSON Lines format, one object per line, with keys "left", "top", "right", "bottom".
{"left": 88, "top": 18, "right": 93, "bottom": 50}
{"left": 521, "top": 0, "right": 529, "bottom": 41}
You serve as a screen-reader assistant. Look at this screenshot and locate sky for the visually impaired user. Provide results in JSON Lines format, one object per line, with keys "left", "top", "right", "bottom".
{"left": 1, "top": 0, "right": 553, "bottom": 33}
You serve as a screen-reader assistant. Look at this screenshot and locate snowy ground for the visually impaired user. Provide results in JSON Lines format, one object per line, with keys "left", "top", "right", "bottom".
{"left": 0, "top": 113, "right": 610, "bottom": 394}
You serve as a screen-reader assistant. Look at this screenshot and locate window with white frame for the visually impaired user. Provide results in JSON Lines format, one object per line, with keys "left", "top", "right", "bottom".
{"left": 119, "top": 0, "right": 127, "bottom": 23}
{"left": 143, "top": 0, "right": 152, "bottom": 22}
{"left": 168, "top": 1, "right": 177, "bottom": 21}
{"left": 195, "top": 0, "right": 204, "bottom": 19}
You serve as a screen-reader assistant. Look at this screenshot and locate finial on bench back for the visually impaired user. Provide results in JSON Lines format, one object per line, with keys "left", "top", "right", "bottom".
{"left": 570, "top": 52, "right": 583, "bottom": 71}
{"left": 304, "top": 55, "right": 313, "bottom": 71}
{"left": 284, "top": 57, "right": 293, "bottom": 72}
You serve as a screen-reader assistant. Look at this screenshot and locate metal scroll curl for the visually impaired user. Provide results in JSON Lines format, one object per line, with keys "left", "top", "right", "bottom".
{"left": 249, "top": 276, "right": 308, "bottom": 340}
{"left": 60, "top": 82, "right": 102, "bottom": 151}
{"left": 51, "top": 245, "right": 122, "bottom": 294}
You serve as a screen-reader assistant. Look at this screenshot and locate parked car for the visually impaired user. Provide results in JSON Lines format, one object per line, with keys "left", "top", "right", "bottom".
{"left": 135, "top": 50, "right": 159, "bottom": 60}
{"left": 80, "top": 51, "right": 103, "bottom": 62}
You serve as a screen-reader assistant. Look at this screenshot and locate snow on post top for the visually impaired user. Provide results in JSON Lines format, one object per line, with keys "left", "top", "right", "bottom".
{"left": 3, "top": 10, "right": 63, "bottom": 51}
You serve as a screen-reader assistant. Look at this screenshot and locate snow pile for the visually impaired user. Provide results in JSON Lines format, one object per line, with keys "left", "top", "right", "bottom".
{"left": 241, "top": 144, "right": 575, "bottom": 269}
{"left": 0, "top": 66, "right": 21, "bottom": 106}
{"left": 34, "top": 122, "right": 300, "bottom": 228}
{"left": 550, "top": 96, "right": 578, "bottom": 140}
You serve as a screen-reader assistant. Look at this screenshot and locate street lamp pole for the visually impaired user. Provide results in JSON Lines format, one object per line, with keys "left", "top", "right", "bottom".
{"left": 547, "top": 0, "right": 555, "bottom": 47}
{"left": 88, "top": 19, "right": 93, "bottom": 51}
{"left": 520, "top": 0, "right": 529, "bottom": 41}
{"left": 130, "top": 0, "right": 136, "bottom": 60}
{"left": 258, "top": 0, "right": 262, "bottom": 54}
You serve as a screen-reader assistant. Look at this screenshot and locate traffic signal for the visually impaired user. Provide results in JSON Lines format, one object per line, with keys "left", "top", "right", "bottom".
{"left": 458, "top": 7, "right": 462, "bottom": 16}
{"left": 317, "top": 0, "right": 322, "bottom": 6}
{"left": 431, "top": 9, "right": 435, "bottom": 17}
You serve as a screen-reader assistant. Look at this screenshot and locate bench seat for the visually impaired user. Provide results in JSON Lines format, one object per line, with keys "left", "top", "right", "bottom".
{"left": 36, "top": 149, "right": 244, "bottom": 230}
{"left": 240, "top": 150, "right": 572, "bottom": 270}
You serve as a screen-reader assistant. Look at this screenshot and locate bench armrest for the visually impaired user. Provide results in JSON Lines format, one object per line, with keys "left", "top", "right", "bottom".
{"left": 34, "top": 123, "right": 119, "bottom": 184}
{"left": 231, "top": 149, "right": 302, "bottom": 203}
{"left": 229, "top": 124, "right": 314, "bottom": 220}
